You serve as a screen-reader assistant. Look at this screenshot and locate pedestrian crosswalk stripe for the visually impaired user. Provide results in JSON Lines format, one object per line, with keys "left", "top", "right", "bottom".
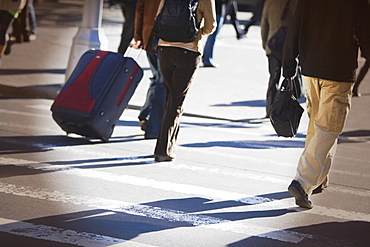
{"left": 0, "top": 108, "right": 49, "bottom": 118}
{"left": 1, "top": 157, "right": 370, "bottom": 222}
{"left": 0, "top": 217, "right": 156, "bottom": 247}
{"left": 3, "top": 130, "right": 369, "bottom": 183}
{"left": 160, "top": 162, "right": 290, "bottom": 184}
{"left": 0, "top": 181, "right": 313, "bottom": 244}
{"left": 158, "top": 163, "right": 370, "bottom": 196}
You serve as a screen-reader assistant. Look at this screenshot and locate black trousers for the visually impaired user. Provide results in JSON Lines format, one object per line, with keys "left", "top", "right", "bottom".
{"left": 154, "top": 46, "right": 200, "bottom": 157}
{"left": 117, "top": 1, "right": 136, "bottom": 54}
{"left": 0, "top": 11, "right": 14, "bottom": 45}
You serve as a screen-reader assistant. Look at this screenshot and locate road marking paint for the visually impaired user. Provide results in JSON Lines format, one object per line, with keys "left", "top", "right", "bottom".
{"left": 159, "top": 163, "right": 290, "bottom": 184}
{"left": 0, "top": 121, "right": 56, "bottom": 133}
{"left": 0, "top": 135, "right": 301, "bottom": 170}
{"left": 0, "top": 157, "right": 280, "bottom": 204}
{"left": 0, "top": 182, "right": 314, "bottom": 244}
{"left": 0, "top": 217, "right": 156, "bottom": 247}
{"left": 26, "top": 104, "right": 52, "bottom": 110}
{"left": 1, "top": 157, "right": 370, "bottom": 222}
{"left": 0, "top": 108, "right": 49, "bottom": 118}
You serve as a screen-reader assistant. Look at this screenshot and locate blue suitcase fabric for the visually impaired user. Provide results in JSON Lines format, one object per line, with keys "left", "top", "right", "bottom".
{"left": 51, "top": 50, "right": 143, "bottom": 142}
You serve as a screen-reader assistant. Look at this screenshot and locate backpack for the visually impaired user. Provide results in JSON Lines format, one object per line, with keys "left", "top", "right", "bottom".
{"left": 154, "top": 0, "right": 200, "bottom": 43}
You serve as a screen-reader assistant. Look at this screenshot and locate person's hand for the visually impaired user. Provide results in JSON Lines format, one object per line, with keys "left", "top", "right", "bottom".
{"left": 132, "top": 40, "right": 142, "bottom": 49}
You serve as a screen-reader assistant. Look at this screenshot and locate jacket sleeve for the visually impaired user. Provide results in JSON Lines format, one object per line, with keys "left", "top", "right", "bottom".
{"left": 200, "top": 0, "right": 217, "bottom": 36}
{"left": 282, "top": 0, "right": 302, "bottom": 78}
{"left": 134, "top": 0, "right": 144, "bottom": 42}
{"left": 260, "top": 3, "right": 269, "bottom": 51}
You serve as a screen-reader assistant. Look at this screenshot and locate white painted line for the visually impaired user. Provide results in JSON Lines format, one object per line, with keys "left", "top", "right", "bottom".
{"left": 0, "top": 108, "right": 49, "bottom": 118}
{"left": 0, "top": 217, "right": 150, "bottom": 247}
{"left": 26, "top": 104, "right": 52, "bottom": 110}
{"left": 0, "top": 121, "right": 56, "bottom": 133}
{"left": 0, "top": 132, "right": 302, "bottom": 169}
{"left": 0, "top": 157, "right": 279, "bottom": 204}
{"left": 0, "top": 182, "right": 313, "bottom": 244}
{"left": 159, "top": 162, "right": 290, "bottom": 184}
{"left": 2, "top": 156, "right": 370, "bottom": 222}
{"left": 2, "top": 157, "right": 368, "bottom": 200}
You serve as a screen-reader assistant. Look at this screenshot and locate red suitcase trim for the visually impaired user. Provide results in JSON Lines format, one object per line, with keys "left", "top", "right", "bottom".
{"left": 52, "top": 51, "right": 109, "bottom": 113}
{"left": 115, "top": 64, "right": 139, "bottom": 107}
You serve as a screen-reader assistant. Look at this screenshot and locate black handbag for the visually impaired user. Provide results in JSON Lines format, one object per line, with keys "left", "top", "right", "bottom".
{"left": 270, "top": 78, "right": 304, "bottom": 137}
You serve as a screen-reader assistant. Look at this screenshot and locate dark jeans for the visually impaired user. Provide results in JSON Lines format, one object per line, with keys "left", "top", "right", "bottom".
{"left": 202, "top": 15, "right": 224, "bottom": 66}
{"left": 244, "top": 0, "right": 265, "bottom": 32}
{"left": 117, "top": 0, "right": 136, "bottom": 54}
{"left": 154, "top": 46, "right": 200, "bottom": 157}
{"left": 266, "top": 54, "right": 282, "bottom": 117}
{"left": 225, "top": 0, "right": 244, "bottom": 38}
{"left": 28, "top": 0, "right": 37, "bottom": 35}
{"left": 138, "top": 51, "right": 166, "bottom": 138}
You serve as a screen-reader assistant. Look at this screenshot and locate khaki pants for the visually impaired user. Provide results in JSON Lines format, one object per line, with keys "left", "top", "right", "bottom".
{"left": 296, "top": 76, "right": 353, "bottom": 195}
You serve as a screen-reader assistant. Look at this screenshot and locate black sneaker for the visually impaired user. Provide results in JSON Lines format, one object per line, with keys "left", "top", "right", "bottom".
{"left": 312, "top": 183, "right": 326, "bottom": 194}
{"left": 4, "top": 40, "right": 14, "bottom": 55}
{"left": 154, "top": 155, "right": 173, "bottom": 162}
{"left": 288, "top": 180, "right": 313, "bottom": 209}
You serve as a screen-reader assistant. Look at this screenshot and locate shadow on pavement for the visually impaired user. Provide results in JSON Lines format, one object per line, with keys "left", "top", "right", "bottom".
{"left": 339, "top": 129, "right": 370, "bottom": 144}
{"left": 229, "top": 221, "right": 370, "bottom": 247}
{"left": 1, "top": 193, "right": 298, "bottom": 246}
{"left": 0, "top": 69, "right": 66, "bottom": 75}
{"left": 181, "top": 139, "right": 305, "bottom": 149}
{"left": 213, "top": 99, "right": 266, "bottom": 107}
{"left": 0, "top": 133, "right": 145, "bottom": 155}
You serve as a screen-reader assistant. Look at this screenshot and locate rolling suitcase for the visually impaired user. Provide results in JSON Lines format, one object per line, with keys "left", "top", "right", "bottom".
{"left": 51, "top": 50, "right": 143, "bottom": 142}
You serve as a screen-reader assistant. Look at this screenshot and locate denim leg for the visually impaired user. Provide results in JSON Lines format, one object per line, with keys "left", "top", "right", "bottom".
{"left": 28, "top": 0, "right": 36, "bottom": 35}
{"left": 145, "top": 80, "right": 165, "bottom": 138}
{"left": 138, "top": 52, "right": 158, "bottom": 121}
{"left": 202, "top": 15, "right": 224, "bottom": 66}
{"left": 143, "top": 52, "right": 166, "bottom": 138}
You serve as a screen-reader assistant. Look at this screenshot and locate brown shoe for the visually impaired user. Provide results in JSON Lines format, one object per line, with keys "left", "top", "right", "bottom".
{"left": 139, "top": 120, "right": 147, "bottom": 131}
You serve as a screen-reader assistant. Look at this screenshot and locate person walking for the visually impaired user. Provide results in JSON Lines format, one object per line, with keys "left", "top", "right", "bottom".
{"left": 0, "top": 0, "right": 26, "bottom": 65}
{"left": 11, "top": 0, "right": 30, "bottom": 43}
{"left": 260, "top": 0, "right": 297, "bottom": 118}
{"left": 154, "top": 0, "right": 216, "bottom": 162}
{"left": 243, "top": 0, "right": 265, "bottom": 35}
{"left": 202, "top": 0, "right": 227, "bottom": 68}
{"left": 28, "top": 0, "right": 37, "bottom": 40}
{"left": 283, "top": 0, "right": 370, "bottom": 209}
{"left": 132, "top": 0, "right": 166, "bottom": 139}
{"left": 225, "top": 0, "right": 245, "bottom": 40}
